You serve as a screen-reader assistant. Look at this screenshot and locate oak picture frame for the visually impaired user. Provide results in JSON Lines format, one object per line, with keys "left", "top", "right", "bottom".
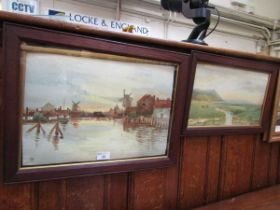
{"left": 183, "top": 51, "right": 278, "bottom": 136}
{"left": 3, "top": 23, "right": 189, "bottom": 183}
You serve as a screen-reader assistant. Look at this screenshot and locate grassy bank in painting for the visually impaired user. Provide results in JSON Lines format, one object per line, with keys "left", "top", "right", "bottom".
{"left": 188, "top": 89, "right": 262, "bottom": 127}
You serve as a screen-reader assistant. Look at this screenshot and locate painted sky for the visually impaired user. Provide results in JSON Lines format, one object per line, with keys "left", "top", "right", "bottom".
{"left": 193, "top": 63, "right": 269, "bottom": 105}
{"left": 23, "top": 52, "right": 176, "bottom": 112}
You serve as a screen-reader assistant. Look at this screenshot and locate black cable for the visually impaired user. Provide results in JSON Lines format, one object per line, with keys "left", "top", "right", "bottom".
{"left": 205, "top": 7, "right": 220, "bottom": 38}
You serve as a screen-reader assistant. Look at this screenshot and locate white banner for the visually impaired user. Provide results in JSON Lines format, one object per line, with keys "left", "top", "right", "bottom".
{"left": 47, "top": 9, "right": 150, "bottom": 36}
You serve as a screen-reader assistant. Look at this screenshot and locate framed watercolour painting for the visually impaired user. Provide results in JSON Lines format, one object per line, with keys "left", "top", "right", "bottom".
{"left": 3, "top": 23, "right": 189, "bottom": 183}
{"left": 184, "top": 52, "right": 278, "bottom": 136}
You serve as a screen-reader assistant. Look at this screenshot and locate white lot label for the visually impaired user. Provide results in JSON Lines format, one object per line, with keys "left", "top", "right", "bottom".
{"left": 96, "top": 152, "right": 111, "bottom": 161}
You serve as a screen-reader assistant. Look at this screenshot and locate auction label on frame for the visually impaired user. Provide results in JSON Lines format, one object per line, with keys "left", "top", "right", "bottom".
{"left": 3, "top": 0, "right": 39, "bottom": 15}
{"left": 46, "top": 9, "right": 150, "bottom": 36}
{"left": 96, "top": 152, "right": 111, "bottom": 161}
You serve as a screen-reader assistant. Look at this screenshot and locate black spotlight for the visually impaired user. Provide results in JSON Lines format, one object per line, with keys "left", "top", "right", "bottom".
{"left": 161, "top": 0, "right": 213, "bottom": 45}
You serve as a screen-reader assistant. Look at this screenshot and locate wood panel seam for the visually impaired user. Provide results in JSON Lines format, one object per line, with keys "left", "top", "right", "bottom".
{"left": 126, "top": 173, "right": 133, "bottom": 210}
{"left": 250, "top": 134, "right": 258, "bottom": 190}
{"left": 268, "top": 144, "right": 280, "bottom": 185}
{"left": 268, "top": 144, "right": 273, "bottom": 186}
{"left": 176, "top": 137, "right": 186, "bottom": 210}
{"left": 63, "top": 180, "right": 66, "bottom": 210}
{"left": 277, "top": 145, "right": 280, "bottom": 183}
{"left": 103, "top": 175, "right": 109, "bottom": 210}
{"left": 31, "top": 183, "right": 39, "bottom": 210}
{"left": 217, "top": 135, "right": 227, "bottom": 200}
{"left": 211, "top": 136, "right": 222, "bottom": 203}
{"left": 203, "top": 136, "right": 210, "bottom": 204}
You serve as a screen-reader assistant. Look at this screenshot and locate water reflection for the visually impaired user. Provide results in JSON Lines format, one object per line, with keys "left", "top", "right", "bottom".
{"left": 34, "top": 134, "right": 40, "bottom": 148}
{"left": 32, "top": 129, "right": 47, "bottom": 148}
{"left": 52, "top": 135, "right": 60, "bottom": 151}
{"left": 22, "top": 118, "right": 169, "bottom": 166}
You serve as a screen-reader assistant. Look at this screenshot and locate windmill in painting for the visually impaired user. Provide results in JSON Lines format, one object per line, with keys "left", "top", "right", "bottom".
{"left": 122, "top": 89, "right": 133, "bottom": 115}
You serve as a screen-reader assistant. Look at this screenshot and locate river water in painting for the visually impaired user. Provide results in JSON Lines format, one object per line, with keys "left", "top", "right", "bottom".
{"left": 22, "top": 119, "right": 169, "bottom": 166}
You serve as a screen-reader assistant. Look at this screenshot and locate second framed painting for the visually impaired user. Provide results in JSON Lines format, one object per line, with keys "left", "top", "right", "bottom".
{"left": 268, "top": 73, "right": 280, "bottom": 142}
{"left": 3, "top": 23, "right": 189, "bottom": 183}
{"left": 184, "top": 52, "right": 278, "bottom": 136}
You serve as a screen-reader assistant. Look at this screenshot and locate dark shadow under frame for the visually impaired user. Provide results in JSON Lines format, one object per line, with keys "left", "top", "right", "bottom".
{"left": 183, "top": 51, "right": 279, "bottom": 137}
{"left": 3, "top": 22, "right": 190, "bottom": 183}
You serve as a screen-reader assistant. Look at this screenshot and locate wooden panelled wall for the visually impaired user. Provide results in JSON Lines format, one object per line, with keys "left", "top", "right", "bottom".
{"left": 0, "top": 44, "right": 280, "bottom": 210}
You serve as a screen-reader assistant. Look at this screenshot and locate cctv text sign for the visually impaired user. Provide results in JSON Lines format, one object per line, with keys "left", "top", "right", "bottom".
{"left": 4, "top": 0, "right": 39, "bottom": 15}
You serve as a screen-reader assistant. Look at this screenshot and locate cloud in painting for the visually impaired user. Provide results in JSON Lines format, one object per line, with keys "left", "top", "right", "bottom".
{"left": 193, "top": 63, "right": 269, "bottom": 105}
{"left": 24, "top": 52, "right": 176, "bottom": 111}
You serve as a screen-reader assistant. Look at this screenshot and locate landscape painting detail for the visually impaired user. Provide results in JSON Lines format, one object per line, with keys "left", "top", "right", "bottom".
{"left": 188, "top": 63, "right": 269, "bottom": 127}
{"left": 21, "top": 45, "right": 176, "bottom": 167}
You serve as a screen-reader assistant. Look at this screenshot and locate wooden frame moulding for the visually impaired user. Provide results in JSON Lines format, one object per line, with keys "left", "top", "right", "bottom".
{"left": 2, "top": 23, "right": 190, "bottom": 183}
{"left": 183, "top": 51, "right": 278, "bottom": 136}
